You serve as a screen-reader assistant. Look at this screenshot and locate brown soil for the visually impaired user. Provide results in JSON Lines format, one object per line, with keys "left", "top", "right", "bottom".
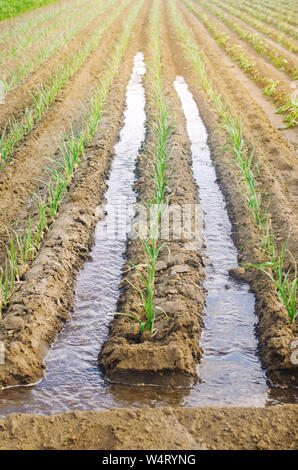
{"left": 0, "top": 0, "right": 150, "bottom": 388}
{"left": 0, "top": 406, "right": 296, "bottom": 450}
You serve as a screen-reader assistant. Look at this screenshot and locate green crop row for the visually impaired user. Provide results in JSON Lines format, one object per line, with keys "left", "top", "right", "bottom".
{"left": 0, "top": 0, "right": 91, "bottom": 66}
{"left": 1, "top": 0, "right": 109, "bottom": 94}
{"left": 234, "top": 0, "right": 298, "bottom": 40}
{"left": 115, "top": 0, "right": 172, "bottom": 334}
{"left": 199, "top": 0, "right": 296, "bottom": 80}
{"left": 0, "top": 0, "right": 74, "bottom": 42}
{"left": 243, "top": 0, "right": 297, "bottom": 28}
{"left": 208, "top": 0, "right": 297, "bottom": 53}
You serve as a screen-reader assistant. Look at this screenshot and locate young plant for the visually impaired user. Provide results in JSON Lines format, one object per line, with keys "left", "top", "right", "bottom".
{"left": 263, "top": 79, "right": 279, "bottom": 96}
{"left": 115, "top": 237, "right": 168, "bottom": 335}
{"left": 6, "top": 231, "right": 20, "bottom": 281}
{"left": 277, "top": 99, "right": 298, "bottom": 128}
{"left": 0, "top": 263, "right": 9, "bottom": 317}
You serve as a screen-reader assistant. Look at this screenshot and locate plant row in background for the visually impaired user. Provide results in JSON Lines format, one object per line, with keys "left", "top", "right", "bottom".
{"left": 183, "top": 0, "right": 298, "bottom": 128}
{"left": 0, "top": 0, "right": 60, "bottom": 21}
{"left": 115, "top": 0, "right": 172, "bottom": 334}
{"left": 0, "top": 0, "right": 72, "bottom": 41}
{"left": 169, "top": 0, "right": 297, "bottom": 323}
{"left": 194, "top": 0, "right": 298, "bottom": 77}
{"left": 207, "top": 0, "right": 297, "bottom": 53}
{"left": 0, "top": 0, "right": 126, "bottom": 164}
{"left": 1, "top": 0, "right": 111, "bottom": 94}
{"left": 233, "top": 0, "right": 298, "bottom": 39}
{"left": 0, "top": 0, "right": 92, "bottom": 69}
{"left": 244, "top": 0, "right": 297, "bottom": 28}
{"left": 0, "top": 0, "right": 89, "bottom": 65}
{"left": 263, "top": 0, "right": 297, "bottom": 16}
{"left": 0, "top": 0, "right": 143, "bottom": 317}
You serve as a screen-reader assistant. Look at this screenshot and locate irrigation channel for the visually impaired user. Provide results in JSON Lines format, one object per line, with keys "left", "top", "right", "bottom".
{"left": 174, "top": 76, "right": 266, "bottom": 406}
{"left": 0, "top": 64, "right": 296, "bottom": 415}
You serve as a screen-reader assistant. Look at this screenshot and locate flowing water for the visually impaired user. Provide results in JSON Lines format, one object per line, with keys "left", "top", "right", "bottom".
{"left": 0, "top": 69, "right": 296, "bottom": 416}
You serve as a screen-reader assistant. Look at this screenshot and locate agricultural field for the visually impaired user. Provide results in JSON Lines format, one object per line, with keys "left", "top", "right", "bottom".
{"left": 0, "top": 0, "right": 297, "bottom": 452}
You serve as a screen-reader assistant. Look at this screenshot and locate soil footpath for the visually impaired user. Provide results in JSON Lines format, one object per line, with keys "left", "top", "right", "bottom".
{"left": 0, "top": 406, "right": 296, "bottom": 450}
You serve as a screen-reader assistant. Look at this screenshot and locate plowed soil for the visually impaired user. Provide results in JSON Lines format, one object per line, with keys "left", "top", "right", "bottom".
{"left": 0, "top": 0, "right": 132, "bottom": 257}
{"left": 0, "top": 0, "right": 297, "bottom": 450}
{"left": 0, "top": 406, "right": 297, "bottom": 450}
